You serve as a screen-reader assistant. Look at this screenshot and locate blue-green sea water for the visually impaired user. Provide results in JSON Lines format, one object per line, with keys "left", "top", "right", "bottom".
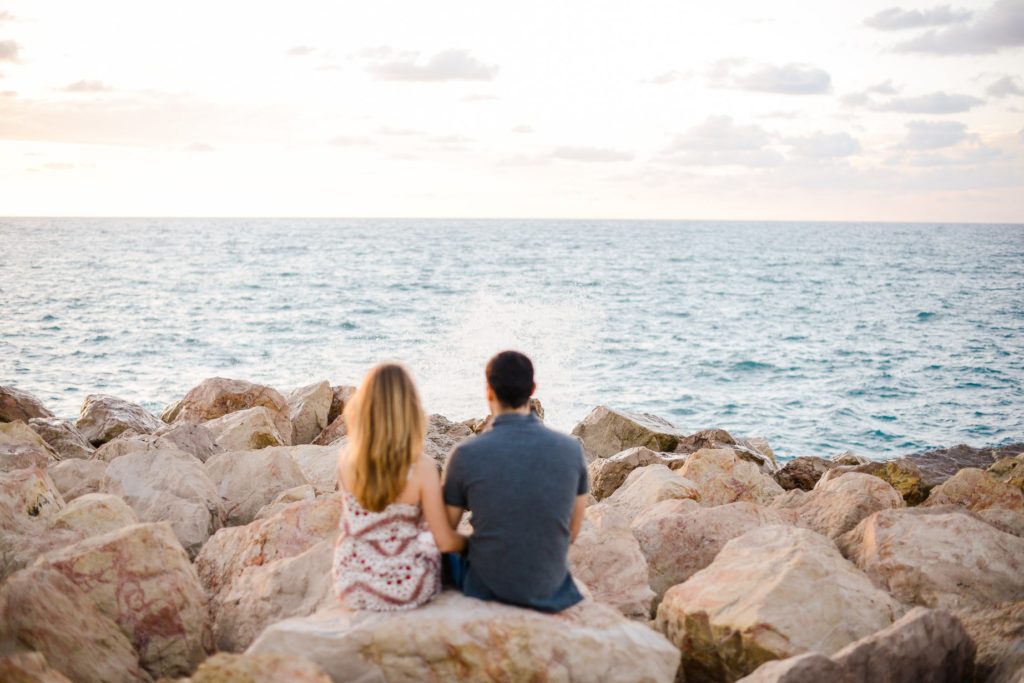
{"left": 2, "top": 218, "right": 1021, "bottom": 458}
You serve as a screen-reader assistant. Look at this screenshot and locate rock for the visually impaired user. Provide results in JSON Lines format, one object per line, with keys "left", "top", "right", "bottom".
{"left": 829, "top": 607, "right": 974, "bottom": 683}
{"left": 978, "top": 507, "right": 1024, "bottom": 537}
{"left": 167, "top": 377, "right": 292, "bottom": 445}
{"left": 103, "top": 448, "right": 224, "bottom": 557}
{"left": 655, "top": 525, "right": 901, "bottom": 683}
{"left": 604, "top": 464, "right": 701, "bottom": 522}
{"left": 838, "top": 508, "right": 1024, "bottom": 609}
{"left": 32, "top": 522, "right": 212, "bottom": 677}
{"left": 204, "top": 448, "right": 311, "bottom": 526}
{"left": 832, "top": 450, "right": 870, "bottom": 466}
{"left": 632, "top": 500, "right": 783, "bottom": 606}
{"left": 587, "top": 447, "right": 687, "bottom": 500}
{"left": 326, "top": 384, "right": 357, "bottom": 425}
{"left": 286, "top": 381, "right": 332, "bottom": 446}
{"left": 93, "top": 431, "right": 195, "bottom": 462}
{"left": 903, "top": 442, "right": 1024, "bottom": 489}
{"left": 990, "top": 453, "right": 1024, "bottom": 493}
{"left": 0, "top": 385, "right": 55, "bottom": 423}
{"left": 247, "top": 590, "right": 680, "bottom": 682}
{"left": 283, "top": 445, "right": 339, "bottom": 495}
{"left": 152, "top": 422, "right": 222, "bottom": 462}
{"left": 28, "top": 417, "right": 94, "bottom": 459}
{"left": 736, "top": 654, "right": 841, "bottom": 683}
{"left": 678, "top": 448, "right": 783, "bottom": 507}
{"left": 771, "top": 472, "right": 904, "bottom": 539}
{"left": 922, "top": 467, "right": 1024, "bottom": 512}
{"left": 46, "top": 458, "right": 107, "bottom": 501}
{"left": 254, "top": 484, "right": 316, "bottom": 520}
{"left": 0, "top": 652, "right": 74, "bottom": 683}
{"left": 0, "top": 466, "right": 65, "bottom": 530}
{"left": 850, "top": 458, "right": 929, "bottom": 506}
{"left": 955, "top": 601, "right": 1024, "bottom": 683}
{"left": 0, "top": 566, "right": 150, "bottom": 683}
{"left": 773, "top": 456, "right": 836, "bottom": 491}
{"left": 423, "top": 413, "right": 474, "bottom": 467}
{"left": 0, "top": 420, "right": 58, "bottom": 471}
{"left": 312, "top": 415, "right": 347, "bottom": 445}
{"left": 49, "top": 492, "right": 138, "bottom": 536}
{"left": 464, "top": 398, "right": 547, "bottom": 435}
{"left": 74, "top": 394, "right": 163, "bottom": 446}
{"left": 571, "top": 406, "right": 683, "bottom": 461}
{"left": 675, "top": 428, "right": 736, "bottom": 453}
{"left": 195, "top": 494, "right": 343, "bottom": 605}
{"left": 183, "top": 652, "right": 332, "bottom": 683}
{"left": 204, "top": 407, "right": 288, "bottom": 451}
{"left": 214, "top": 540, "right": 337, "bottom": 651}
{"left": 568, "top": 503, "right": 655, "bottom": 618}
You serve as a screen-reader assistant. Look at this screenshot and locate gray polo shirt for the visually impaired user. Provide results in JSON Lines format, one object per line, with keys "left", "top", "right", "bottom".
{"left": 442, "top": 412, "right": 589, "bottom": 611}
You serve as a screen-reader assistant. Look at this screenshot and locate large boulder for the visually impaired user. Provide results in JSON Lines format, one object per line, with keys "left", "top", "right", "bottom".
{"left": 956, "top": 600, "right": 1024, "bottom": 683}
{"left": 901, "top": 442, "right": 1024, "bottom": 490}
{"left": 423, "top": 413, "right": 474, "bottom": 467}
{"left": 848, "top": 458, "right": 930, "bottom": 506}
{"left": 678, "top": 448, "right": 783, "bottom": 507}
{"left": 0, "top": 385, "right": 54, "bottom": 423}
{"left": 770, "top": 472, "right": 904, "bottom": 539}
{"left": 166, "top": 377, "right": 292, "bottom": 445}
{"left": 989, "top": 453, "right": 1024, "bottom": 493}
{"left": 283, "top": 444, "right": 339, "bottom": 495}
{"left": 103, "top": 448, "right": 224, "bottom": 557}
{"left": 195, "top": 494, "right": 343, "bottom": 605}
{"left": 655, "top": 525, "right": 901, "bottom": 683}
{"left": 184, "top": 653, "right": 331, "bottom": 683}
{"left": 568, "top": 503, "right": 655, "bottom": 618}
{"left": 154, "top": 422, "right": 222, "bottom": 462}
{"left": 978, "top": 507, "right": 1024, "bottom": 537}
{"left": 773, "top": 456, "right": 836, "bottom": 491}
{"left": 587, "top": 447, "right": 687, "bottom": 500}
{"left": 0, "top": 566, "right": 151, "bottom": 683}
{"left": 735, "top": 654, "right": 840, "bottom": 683}
{"left": 1, "top": 420, "right": 58, "bottom": 471}
{"left": 248, "top": 590, "right": 680, "bottom": 682}
{"left": 74, "top": 394, "right": 163, "bottom": 446}
{"left": 204, "top": 448, "right": 310, "bottom": 526}
{"left": 922, "top": 467, "right": 1024, "bottom": 512}
{"left": 571, "top": 406, "right": 683, "bottom": 461}
{"left": 0, "top": 652, "right": 73, "bottom": 683}
{"left": 46, "top": 458, "right": 107, "bottom": 501}
{"left": 254, "top": 485, "right": 316, "bottom": 520}
{"left": 838, "top": 508, "right": 1024, "bottom": 609}
{"left": 31, "top": 522, "right": 212, "bottom": 677}
{"left": 632, "top": 500, "right": 783, "bottom": 605}
{"left": 28, "top": 417, "right": 94, "bottom": 459}
{"left": 286, "top": 381, "right": 333, "bottom": 446}
{"left": 312, "top": 416, "right": 347, "bottom": 446}
{"left": 49, "top": 492, "right": 138, "bottom": 537}
{"left": 604, "top": 464, "right": 701, "bottom": 522}
{"left": 327, "top": 384, "right": 357, "bottom": 425}
{"left": 94, "top": 432, "right": 193, "bottom": 462}
{"left": 204, "top": 407, "right": 288, "bottom": 451}
{"left": 0, "top": 466, "right": 65, "bottom": 530}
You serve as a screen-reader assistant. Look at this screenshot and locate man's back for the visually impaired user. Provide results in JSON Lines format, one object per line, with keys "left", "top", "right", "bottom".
{"left": 443, "top": 412, "right": 588, "bottom": 611}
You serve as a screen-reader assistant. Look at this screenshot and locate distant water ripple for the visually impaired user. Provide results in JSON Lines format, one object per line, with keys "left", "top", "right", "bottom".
{"left": 1, "top": 218, "right": 1022, "bottom": 458}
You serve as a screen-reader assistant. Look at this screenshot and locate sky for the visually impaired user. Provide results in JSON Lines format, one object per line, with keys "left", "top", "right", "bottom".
{"left": 0, "top": 0, "right": 1022, "bottom": 221}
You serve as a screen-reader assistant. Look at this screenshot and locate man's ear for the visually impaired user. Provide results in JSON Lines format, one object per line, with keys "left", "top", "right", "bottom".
{"left": 530, "top": 382, "right": 537, "bottom": 397}
{"left": 485, "top": 384, "right": 495, "bottom": 402}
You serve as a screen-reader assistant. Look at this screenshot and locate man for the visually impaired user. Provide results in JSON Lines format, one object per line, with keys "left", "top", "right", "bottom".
{"left": 443, "top": 350, "right": 589, "bottom": 612}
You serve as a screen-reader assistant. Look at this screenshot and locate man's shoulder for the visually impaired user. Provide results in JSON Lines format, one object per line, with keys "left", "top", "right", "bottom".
{"left": 454, "top": 420, "right": 581, "bottom": 458}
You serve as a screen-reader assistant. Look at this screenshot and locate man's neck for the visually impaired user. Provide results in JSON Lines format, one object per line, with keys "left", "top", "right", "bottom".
{"left": 491, "top": 403, "right": 532, "bottom": 418}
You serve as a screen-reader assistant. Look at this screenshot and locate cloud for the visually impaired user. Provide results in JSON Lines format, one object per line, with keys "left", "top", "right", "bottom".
{"left": 665, "top": 116, "right": 783, "bottom": 166}
{"left": 62, "top": 80, "right": 111, "bottom": 93}
{"left": 286, "top": 45, "right": 316, "bottom": 57}
{"left": 840, "top": 81, "right": 903, "bottom": 107}
{"left": 548, "top": 146, "right": 633, "bottom": 162}
{"left": 709, "top": 60, "right": 832, "bottom": 95}
{"left": 375, "top": 126, "right": 422, "bottom": 136}
{"left": 786, "top": 131, "right": 861, "bottom": 159}
{"left": 365, "top": 48, "right": 498, "bottom": 82}
{"left": 867, "top": 80, "right": 901, "bottom": 95}
{"left": 0, "top": 39, "right": 19, "bottom": 62}
{"left": 876, "top": 91, "right": 985, "bottom": 113}
{"left": 461, "top": 93, "right": 498, "bottom": 102}
{"left": 894, "top": 0, "right": 1024, "bottom": 55}
{"left": 648, "top": 70, "right": 685, "bottom": 85}
{"left": 864, "top": 5, "right": 973, "bottom": 30}
{"left": 987, "top": 75, "right": 1024, "bottom": 97}
{"left": 329, "top": 135, "right": 372, "bottom": 146}
{"left": 28, "top": 162, "right": 81, "bottom": 172}
{"left": 901, "top": 120, "right": 970, "bottom": 148}
{"left": 511, "top": 124, "right": 534, "bottom": 134}
{"left": 903, "top": 144, "right": 1003, "bottom": 166}
{"left": 184, "top": 142, "right": 213, "bottom": 152}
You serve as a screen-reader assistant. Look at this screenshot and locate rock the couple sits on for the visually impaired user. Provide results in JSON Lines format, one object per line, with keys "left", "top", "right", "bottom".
{"left": 331, "top": 350, "right": 588, "bottom": 613}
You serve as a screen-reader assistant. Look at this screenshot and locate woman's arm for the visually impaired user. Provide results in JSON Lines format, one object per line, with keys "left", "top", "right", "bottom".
{"left": 417, "top": 456, "right": 467, "bottom": 553}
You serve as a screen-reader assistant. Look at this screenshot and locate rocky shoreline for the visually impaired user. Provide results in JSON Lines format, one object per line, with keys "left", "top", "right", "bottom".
{"left": 1, "top": 379, "right": 1022, "bottom": 683}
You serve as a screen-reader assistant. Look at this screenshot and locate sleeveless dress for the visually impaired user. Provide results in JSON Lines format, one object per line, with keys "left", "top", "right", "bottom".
{"left": 332, "top": 475, "right": 441, "bottom": 612}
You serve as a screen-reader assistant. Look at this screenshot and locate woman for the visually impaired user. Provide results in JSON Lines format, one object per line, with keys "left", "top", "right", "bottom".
{"left": 332, "top": 362, "right": 465, "bottom": 611}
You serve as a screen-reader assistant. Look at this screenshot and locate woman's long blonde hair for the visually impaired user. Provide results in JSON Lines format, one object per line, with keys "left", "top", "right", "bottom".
{"left": 344, "top": 363, "right": 426, "bottom": 512}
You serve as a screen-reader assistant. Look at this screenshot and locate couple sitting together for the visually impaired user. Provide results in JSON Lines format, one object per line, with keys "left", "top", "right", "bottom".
{"left": 332, "top": 350, "right": 589, "bottom": 613}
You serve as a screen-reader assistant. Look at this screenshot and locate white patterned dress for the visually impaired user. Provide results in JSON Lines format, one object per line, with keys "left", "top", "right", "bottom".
{"left": 332, "top": 486, "right": 442, "bottom": 611}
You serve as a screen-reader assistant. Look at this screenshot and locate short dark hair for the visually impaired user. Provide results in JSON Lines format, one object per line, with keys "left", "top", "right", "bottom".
{"left": 486, "top": 350, "right": 534, "bottom": 408}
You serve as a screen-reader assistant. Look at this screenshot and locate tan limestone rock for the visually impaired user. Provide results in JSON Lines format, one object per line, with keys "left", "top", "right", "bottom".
{"left": 283, "top": 444, "right": 339, "bottom": 495}
{"left": 773, "top": 456, "right": 836, "bottom": 491}
{"left": 838, "top": 508, "right": 1024, "bottom": 609}
{"left": 587, "top": 447, "right": 687, "bottom": 500}
{"left": 604, "top": 464, "right": 701, "bottom": 523}
{"left": 49, "top": 492, "right": 138, "bottom": 536}
{"left": 771, "top": 472, "right": 904, "bottom": 539}
{"left": 989, "top": 453, "right": 1024, "bottom": 494}
{"left": 955, "top": 600, "right": 1024, "bottom": 683}
{"left": 571, "top": 406, "right": 683, "bottom": 461}
{"left": 46, "top": 458, "right": 107, "bottom": 501}
{"left": 0, "top": 652, "right": 74, "bottom": 683}
{"left": 326, "top": 384, "right": 357, "bottom": 425}
{"left": 286, "top": 381, "right": 333, "bottom": 446}
{"left": 679, "top": 447, "right": 783, "bottom": 507}
{"left": 922, "top": 467, "right": 1024, "bottom": 512}
{"left": 247, "top": 590, "right": 680, "bottom": 682}
{"left": 167, "top": 378, "right": 292, "bottom": 445}
{"left": 204, "top": 407, "right": 288, "bottom": 451}
{"left": 0, "top": 420, "right": 58, "bottom": 471}
{"left": 0, "top": 385, "right": 55, "bottom": 423}
{"left": 312, "top": 415, "right": 347, "bottom": 445}
{"left": 204, "top": 447, "right": 310, "bottom": 526}
{"left": 254, "top": 484, "right": 316, "bottom": 520}
{"left": 74, "top": 394, "right": 163, "bottom": 446}
{"left": 28, "top": 417, "right": 94, "bottom": 459}
{"left": 183, "top": 652, "right": 332, "bottom": 683}
{"left": 423, "top": 413, "right": 474, "bottom": 468}
{"left": 656, "top": 525, "right": 901, "bottom": 683}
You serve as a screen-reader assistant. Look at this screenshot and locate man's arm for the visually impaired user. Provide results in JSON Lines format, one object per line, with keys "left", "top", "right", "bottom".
{"left": 446, "top": 504, "right": 464, "bottom": 529}
{"left": 569, "top": 494, "right": 587, "bottom": 543}
{"left": 442, "top": 445, "right": 468, "bottom": 531}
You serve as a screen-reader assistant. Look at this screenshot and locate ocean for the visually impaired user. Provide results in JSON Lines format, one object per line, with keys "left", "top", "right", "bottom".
{"left": 2, "top": 218, "right": 1021, "bottom": 458}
